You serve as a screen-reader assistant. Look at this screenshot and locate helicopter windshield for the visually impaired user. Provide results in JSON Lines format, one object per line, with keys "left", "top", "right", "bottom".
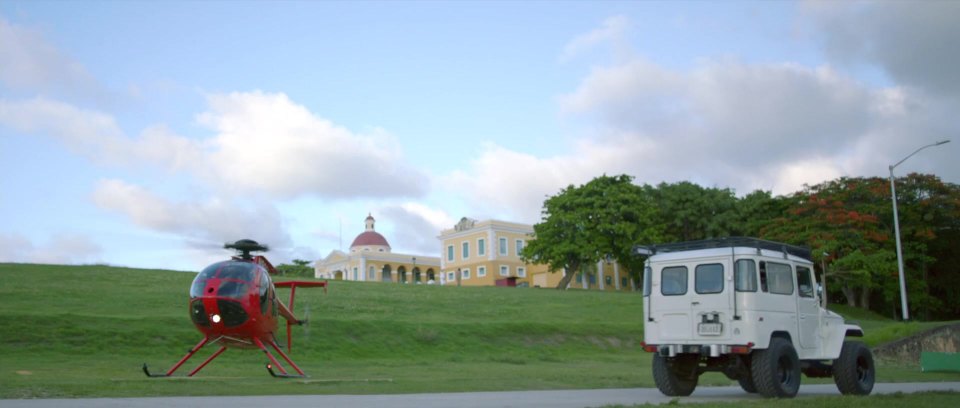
{"left": 190, "top": 261, "right": 260, "bottom": 299}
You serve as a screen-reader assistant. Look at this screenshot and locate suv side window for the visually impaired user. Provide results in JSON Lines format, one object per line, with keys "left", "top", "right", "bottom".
{"left": 643, "top": 267, "right": 652, "bottom": 297}
{"left": 763, "top": 261, "right": 794, "bottom": 295}
{"left": 735, "top": 259, "right": 757, "bottom": 292}
{"left": 796, "top": 266, "right": 814, "bottom": 298}
{"left": 661, "top": 266, "right": 688, "bottom": 296}
{"left": 695, "top": 263, "right": 723, "bottom": 294}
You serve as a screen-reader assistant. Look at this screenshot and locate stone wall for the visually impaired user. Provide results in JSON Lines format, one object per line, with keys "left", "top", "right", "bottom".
{"left": 872, "top": 323, "right": 960, "bottom": 363}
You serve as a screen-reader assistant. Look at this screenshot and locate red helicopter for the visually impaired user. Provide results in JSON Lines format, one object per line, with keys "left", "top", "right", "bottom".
{"left": 143, "top": 239, "right": 326, "bottom": 378}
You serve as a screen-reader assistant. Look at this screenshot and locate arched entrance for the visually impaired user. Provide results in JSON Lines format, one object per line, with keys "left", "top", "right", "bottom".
{"left": 334, "top": 270, "right": 344, "bottom": 280}
{"left": 427, "top": 268, "right": 435, "bottom": 282}
{"left": 413, "top": 267, "right": 421, "bottom": 283}
{"left": 381, "top": 265, "right": 392, "bottom": 282}
{"left": 398, "top": 266, "right": 407, "bottom": 283}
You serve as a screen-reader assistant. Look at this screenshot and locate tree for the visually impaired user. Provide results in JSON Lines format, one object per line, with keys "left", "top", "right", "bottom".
{"left": 523, "top": 175, "right": 661, "bottom": 289}
{"left": 276, "top": 259, "right": 314, "bottom": 277}
{"left": 646, "top": 182, "right": 739, "bottom": 242}
{"left": 761, "top": 177, "right": 896, "bottom": 311}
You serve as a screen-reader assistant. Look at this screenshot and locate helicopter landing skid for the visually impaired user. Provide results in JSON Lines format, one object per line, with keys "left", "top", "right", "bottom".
{"left": 254, "top": 337, "right": 308, "bottom": 378}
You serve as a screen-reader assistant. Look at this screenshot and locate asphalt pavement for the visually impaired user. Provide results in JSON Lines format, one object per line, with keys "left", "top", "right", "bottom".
{"left": 3, "top": 382, "right": 959, "bottom": 408}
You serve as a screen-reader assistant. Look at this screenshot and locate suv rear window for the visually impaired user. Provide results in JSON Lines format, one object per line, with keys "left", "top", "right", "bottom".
{"left": 661, "top": 266, "right": 688, "bottom": 296}
{"left": 695, "top": 264, "right": 723, "bottom": 294}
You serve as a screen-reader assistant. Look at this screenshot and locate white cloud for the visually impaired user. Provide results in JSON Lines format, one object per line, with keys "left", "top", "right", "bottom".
{"left": 448, "top": 16, "right": 958, "bottom": 218}
{"left": 1, "top": 91, "right": 429, "bottom": 199}
{"left": 378, "top": 203, "right": 455, "bottom": 255}
{"left": 803, "top": 1, "right": 960, "bottom": 97}
{"left": 91, "top": 178, "right": 293, "bottom": 257}
{"left": 0, "top": 16, "right": 102, "bottom": 100}
{"left": 0, "top": 233, "right": 103, "bottom": 265}
{"left": 197, "top": 91, "right": 428, "bottom": 199}
{"left": 560, "top": 15, "right": 631, "bottom": 62}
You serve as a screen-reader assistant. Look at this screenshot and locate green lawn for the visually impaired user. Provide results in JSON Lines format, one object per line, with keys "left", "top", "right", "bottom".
{"left": 1, "top": 263, "right": 957, "bottom": 399}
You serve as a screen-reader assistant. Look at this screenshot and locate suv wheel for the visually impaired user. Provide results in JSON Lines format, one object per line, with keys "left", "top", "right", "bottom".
{"left": 751, "top": 337, "right": 801, "bottom": 398}
{"left": 738, "top": 374, "right": 757, "bottom": 393}
{"left": 652, "top": 354, "right": 698, "bottom": 396}
{"left": 833, "top": 341, "right": 875, "bottom": 395}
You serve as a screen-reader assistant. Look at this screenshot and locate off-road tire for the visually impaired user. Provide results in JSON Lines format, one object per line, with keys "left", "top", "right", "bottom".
{"left": 751, "top": 338, "right": 801, "bottom": 398}
{"left": 833, "top": 341, "right": 875, "bottom": 395}
{"left": 652, "top": 354, "right": 699, "bottom": 396}
{"left": 738, "top": 374, "right": 758, "bottom": 393}
{"left": 737, "top": 355, "right": 757, "bottom": 393}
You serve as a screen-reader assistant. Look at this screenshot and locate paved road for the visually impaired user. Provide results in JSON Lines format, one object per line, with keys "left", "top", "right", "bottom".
{"left": 4, "top": 382, "right": 959, "bottom": 408}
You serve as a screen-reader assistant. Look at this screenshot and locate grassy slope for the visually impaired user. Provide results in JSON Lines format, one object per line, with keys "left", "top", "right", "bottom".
{"left": 1, "top": 263, "right": 957, "bottom": 399}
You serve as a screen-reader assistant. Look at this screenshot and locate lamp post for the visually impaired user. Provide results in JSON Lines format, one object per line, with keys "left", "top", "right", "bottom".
{"left": 889, "top": 139, "right": 950, "bottom": 321}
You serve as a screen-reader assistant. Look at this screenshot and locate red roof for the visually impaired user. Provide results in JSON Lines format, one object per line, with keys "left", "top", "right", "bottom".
{"left": 350, "top": 231, "right": 390, "bottom": 248}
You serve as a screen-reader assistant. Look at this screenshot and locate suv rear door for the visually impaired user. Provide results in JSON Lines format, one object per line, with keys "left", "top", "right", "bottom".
{"left": 689, "top": 261, "right": 732, "bottom": 341}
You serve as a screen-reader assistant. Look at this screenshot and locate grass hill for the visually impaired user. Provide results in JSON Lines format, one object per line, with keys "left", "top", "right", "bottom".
{"left": 0, "top": 263, "right": 956, "bottom": 399}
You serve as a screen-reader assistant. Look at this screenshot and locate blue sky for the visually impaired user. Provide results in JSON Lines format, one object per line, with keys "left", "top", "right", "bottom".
{"left": 1, "top": 1, "right": 957, "bottom": 271}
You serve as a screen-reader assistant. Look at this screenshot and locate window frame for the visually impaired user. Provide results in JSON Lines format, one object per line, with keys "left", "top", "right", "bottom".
{"left": 661, "top": 266, "right": 689, "bottom": 296}
{"left": 735, "top": 259, "right": 758, "bottom": 292}
{"left": 695, "top": 263, "right": 724, "bottom": 294}
{"left": 762, "top": 261, "right": 795, "bottom": 295}
{"left": 797, "top": 265, "right": 814, "bottom": 298}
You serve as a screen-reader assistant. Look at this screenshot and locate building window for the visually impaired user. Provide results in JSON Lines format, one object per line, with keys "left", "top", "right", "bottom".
{"left": 478, "top": 238, "right": 486, "bottom": 256}
{"left": 623, "top": 277, "right": 629, "bottom": 289}
{"left": 517, "top": 267, "right": 526, "bottom": 278}
{"left": 478, "top": 266, "right": 487, "bottom": 277}
{"left": 447, "top": 245, "right": 454, "bottom": 262}
{"left": 368, "top": 266, "right": 375, "bottom": 280}
{"left": 499, "top": 237, "right": 507, "bottom": 255}
{"left": 462, "top": 268, "right": 470, "bottom": 280}
{"left": 605, "top": 276, "right": 612, "bottom": 286}
{"left": 447, "top": 272, "right": 455, "bottom": 281}
{"left": 353, "top": 267, "right": 359, "bottom": 281}
{"left": 462, "top": 241, "right": 470, "bottom": 259}
{"left": 499, "top": 265, "right": 509, "bottom": 276}
{"left": 515, "top": 239, "right": 524, "bottom": 256}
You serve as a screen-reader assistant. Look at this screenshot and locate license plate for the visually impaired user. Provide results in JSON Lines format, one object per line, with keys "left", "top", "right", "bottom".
{"left": 698, "top": 322, "right": 722, "bottom": 335}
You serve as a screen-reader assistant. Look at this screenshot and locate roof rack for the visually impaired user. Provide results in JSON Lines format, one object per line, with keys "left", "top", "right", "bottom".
{"left": 635, "top": 237, "right": 811, "bottom": 261}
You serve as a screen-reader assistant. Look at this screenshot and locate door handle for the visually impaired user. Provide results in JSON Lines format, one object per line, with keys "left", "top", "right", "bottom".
{"left": 692, "top": 301, "right": 700, "bottom": 305}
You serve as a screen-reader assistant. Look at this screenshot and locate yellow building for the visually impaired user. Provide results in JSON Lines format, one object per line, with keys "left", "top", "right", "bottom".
{"left": 314, "top": 214, "right": 441, "bottom": 283}
{"left": 531, "top": 260, "right": 638, "bottom": 292}
{"left": 438, "top": 217, "right": 639, "bottom": 291}
{"left": 437, "top": 218, "right": 549, "bottom": 287}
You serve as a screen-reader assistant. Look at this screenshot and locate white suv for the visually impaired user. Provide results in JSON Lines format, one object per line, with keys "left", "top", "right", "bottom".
{"left": 638, "top": 237, "right": 875, "bottom": 398}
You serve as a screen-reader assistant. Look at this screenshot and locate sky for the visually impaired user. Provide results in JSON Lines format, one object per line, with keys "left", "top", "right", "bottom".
{"left": 1, "top": 1, "right": 958, "bottom": 271}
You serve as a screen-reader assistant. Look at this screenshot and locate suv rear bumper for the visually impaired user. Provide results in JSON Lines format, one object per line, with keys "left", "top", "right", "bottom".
{"left": 646, "top": 343, "right": 754, "bottom": 357}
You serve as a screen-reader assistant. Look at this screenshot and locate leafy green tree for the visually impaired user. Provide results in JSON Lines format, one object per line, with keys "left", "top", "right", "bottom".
{"left": 761, "top": 177, "right": 894, "bottom": 310}
{"left": 276, "top": 259, "right": 314, "bottom": 277}
{"left": 523, "top": 175, "right": 661, "bottom": 289}
{"left": 646, "top": 182, "right": 739, "bottom": 242}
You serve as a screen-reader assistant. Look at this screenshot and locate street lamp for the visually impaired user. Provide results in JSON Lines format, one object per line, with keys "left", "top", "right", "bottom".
{"left": 889, "top": 139, "right": 950, "bottom": 321}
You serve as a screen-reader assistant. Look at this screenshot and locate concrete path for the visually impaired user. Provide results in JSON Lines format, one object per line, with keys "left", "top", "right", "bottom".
{"left": 3, "top": 382, "right": 959, "bottom": 408}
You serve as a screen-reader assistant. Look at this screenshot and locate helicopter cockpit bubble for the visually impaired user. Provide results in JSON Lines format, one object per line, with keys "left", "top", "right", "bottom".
{"left": 190, "top": 261, "right": 260, "bottom": 299}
